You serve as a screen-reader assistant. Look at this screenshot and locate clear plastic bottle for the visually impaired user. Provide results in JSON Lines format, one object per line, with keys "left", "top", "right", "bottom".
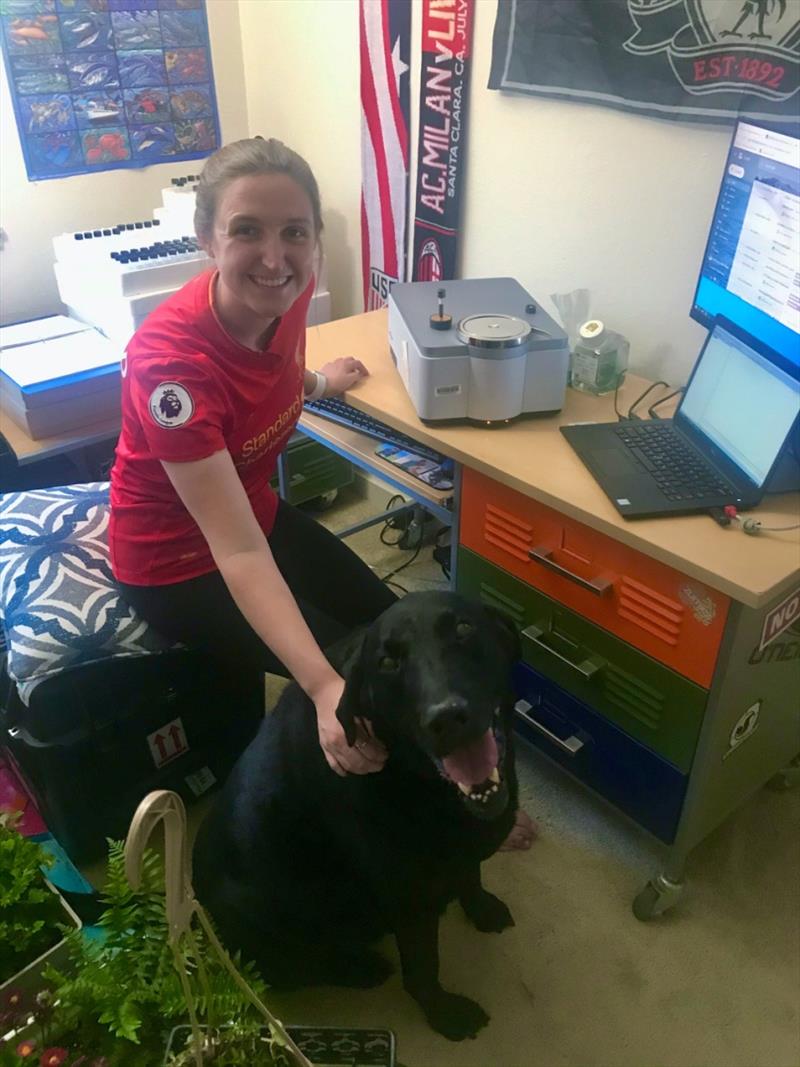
{"left": 569, "top": 319, "right": 630, "bottom": 396}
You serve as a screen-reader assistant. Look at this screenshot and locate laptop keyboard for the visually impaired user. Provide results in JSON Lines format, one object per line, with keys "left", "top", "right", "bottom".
{"left": 614, "top": 422, "right": 733, "bottom": 501}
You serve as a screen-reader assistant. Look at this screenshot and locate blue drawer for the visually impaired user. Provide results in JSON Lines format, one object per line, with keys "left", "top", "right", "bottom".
{"left": 512, "top": 663, "right": 687, "bottom": 843}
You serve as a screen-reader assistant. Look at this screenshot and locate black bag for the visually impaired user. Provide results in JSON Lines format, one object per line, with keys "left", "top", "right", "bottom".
{"left": 0, "top": 651, "right": 263, "bottom": 863}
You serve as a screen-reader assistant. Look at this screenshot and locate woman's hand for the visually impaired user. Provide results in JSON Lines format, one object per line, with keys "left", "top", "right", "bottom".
{"left": 312, "top": 674, "right": 387, "bottom": 776}
{"left": 319, "top": 356, "right": 369, "bottom": 397}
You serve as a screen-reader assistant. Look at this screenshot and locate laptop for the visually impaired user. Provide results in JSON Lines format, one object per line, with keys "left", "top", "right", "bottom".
{"left": 560, "top": 319, "right": 800, "bottom": 519}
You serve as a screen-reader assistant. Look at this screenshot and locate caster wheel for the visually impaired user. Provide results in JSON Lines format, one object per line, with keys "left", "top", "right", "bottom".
{"left": 632, "top": 875, "right": 683, "bottom": 921}
{"left": 633, "top": 884, "right": 661, "bottom": 922}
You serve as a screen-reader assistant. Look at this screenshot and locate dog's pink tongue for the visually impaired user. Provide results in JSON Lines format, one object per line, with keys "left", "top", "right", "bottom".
{"left": 442, "top": 730, "right": 498, "bottom": 786}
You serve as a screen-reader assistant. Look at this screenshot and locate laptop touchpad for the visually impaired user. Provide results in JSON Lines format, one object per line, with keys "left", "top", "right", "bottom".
{"left": 593, "top": 450, "right": 639, "bottom": 476}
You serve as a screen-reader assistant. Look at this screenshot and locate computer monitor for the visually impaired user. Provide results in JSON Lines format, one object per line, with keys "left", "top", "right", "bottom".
{"left": 691, "top": 119, "right": 799, "bottom": 367}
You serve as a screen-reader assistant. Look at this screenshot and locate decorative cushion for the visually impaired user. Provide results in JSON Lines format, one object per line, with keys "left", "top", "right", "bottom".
{"left": 0, "top": 482, "right": 175, "bottom": 685}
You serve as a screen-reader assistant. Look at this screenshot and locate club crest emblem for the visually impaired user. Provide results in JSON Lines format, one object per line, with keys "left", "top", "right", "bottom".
{"left": 416, "top": 238, "right": 443, "bottom": 282}
{"left": 148, "top": 382, "right": 194, "bottom": 428}
{"left": 625, "top": 0, "right": 800, "bottom": 102}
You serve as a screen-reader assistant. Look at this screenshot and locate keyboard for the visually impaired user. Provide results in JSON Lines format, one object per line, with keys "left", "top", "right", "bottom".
{"left": 614, "top": 422, "right": 733, "bottom": 501}
{"left": 304, "top": 396, "right": 445, "bottom": 464}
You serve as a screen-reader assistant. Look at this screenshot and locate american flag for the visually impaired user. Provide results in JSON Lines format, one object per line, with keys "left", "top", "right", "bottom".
{"left": 360, "top": 0, "right": 411, "bottom": 311}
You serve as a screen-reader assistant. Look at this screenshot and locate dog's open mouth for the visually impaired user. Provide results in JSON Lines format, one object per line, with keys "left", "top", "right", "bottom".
{"left": 436, "top": 710, "right": 508, "bottom": 820}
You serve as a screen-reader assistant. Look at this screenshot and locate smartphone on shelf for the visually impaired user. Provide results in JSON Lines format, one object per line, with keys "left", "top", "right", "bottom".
{"left": 374, "top": 443, "right": 454, "bottom": 490}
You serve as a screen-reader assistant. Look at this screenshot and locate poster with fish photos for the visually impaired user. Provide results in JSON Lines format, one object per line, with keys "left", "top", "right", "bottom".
{"left": 0, "top": 0, "right": 221, "bottom": 181}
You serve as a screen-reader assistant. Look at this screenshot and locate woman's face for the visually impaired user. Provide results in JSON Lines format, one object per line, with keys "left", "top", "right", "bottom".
{"left": 203, "top": 171, "right": 317, "bottom": 332}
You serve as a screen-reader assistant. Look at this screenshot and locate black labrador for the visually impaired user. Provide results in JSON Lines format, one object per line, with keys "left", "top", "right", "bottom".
{"left": 192, "top": 590, "right": 521, "bottom": 1041}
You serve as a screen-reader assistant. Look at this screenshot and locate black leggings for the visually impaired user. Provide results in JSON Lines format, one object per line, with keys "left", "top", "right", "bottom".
{"left": 119, "top": 498, "right": 398, "bottom": 678}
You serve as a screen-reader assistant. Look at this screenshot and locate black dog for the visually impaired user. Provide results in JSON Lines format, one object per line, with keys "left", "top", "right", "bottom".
{"left": 192, "top": 591, "right": 521, "bottom": 1041}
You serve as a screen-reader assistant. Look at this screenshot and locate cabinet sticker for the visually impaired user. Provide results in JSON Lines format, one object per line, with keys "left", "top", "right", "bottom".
{"left": 759, "top": 586, "right": 800, "bottom": 652}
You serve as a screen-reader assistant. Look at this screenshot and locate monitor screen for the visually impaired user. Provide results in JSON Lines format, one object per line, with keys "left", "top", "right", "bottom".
{"left": 691, "top": 120, "right": 800, "bottom": 367}
{"left": 679, "top": 324, "right": 800, "bottom": 488}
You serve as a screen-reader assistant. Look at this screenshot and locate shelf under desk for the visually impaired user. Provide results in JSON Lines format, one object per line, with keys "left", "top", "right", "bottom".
{"left": 298, "top": 409, "right": 454, "bottom": 525}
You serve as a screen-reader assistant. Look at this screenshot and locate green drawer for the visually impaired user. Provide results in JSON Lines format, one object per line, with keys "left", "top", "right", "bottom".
{"left": 457, "top": 547, "right": 707, "bottom": 772}
{"left": 272, "top": 435, "right": 354, "bottom": 506}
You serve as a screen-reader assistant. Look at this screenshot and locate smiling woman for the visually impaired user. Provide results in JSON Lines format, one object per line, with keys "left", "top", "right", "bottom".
{"left": 109, "top": 136, "right": 397, "bottom": 781}
{"left": 193, "top": 138, "right": 323, "bottom": 349}
{"left": 204, "top": 173, "right": 317, "bottom": 350}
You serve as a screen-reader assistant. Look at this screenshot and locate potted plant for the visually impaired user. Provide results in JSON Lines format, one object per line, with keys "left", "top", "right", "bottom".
{"left": 0, "top": 838, "right": 295, "bottom": 1066}
{"left": 1, "top": 793, "right": 395, "bottom": 1066}
{"left": 0, "top": 812, "right": 81, "bottom": 999}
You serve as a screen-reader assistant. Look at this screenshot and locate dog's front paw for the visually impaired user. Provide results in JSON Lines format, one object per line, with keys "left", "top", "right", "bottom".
{"left": 422, "top": 990, "right": 490, "bottom": 1041}
{"left": 461, "top": 888, "right": 515, "bottom": 933}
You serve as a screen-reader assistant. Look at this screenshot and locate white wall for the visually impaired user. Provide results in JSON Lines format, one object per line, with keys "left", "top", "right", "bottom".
{"left": 0, "top": 0, "right": 249, "bottom": 327}
{"left": 238, "top": 0, "right": 734, "bottom": 385}
{"left": 0, "top": 0, "right": 736, "bottom": 386}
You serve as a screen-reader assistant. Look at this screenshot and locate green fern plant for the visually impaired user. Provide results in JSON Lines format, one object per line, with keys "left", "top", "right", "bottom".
{"left": 0, "top": 811, "right": 62, "bottom": 984}
{"left": 43, "top": 841, "right": 280, "bottom": 1065}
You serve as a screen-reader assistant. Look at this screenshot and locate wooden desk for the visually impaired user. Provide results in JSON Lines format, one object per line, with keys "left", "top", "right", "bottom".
{"left": 307, "top": 309, "right": 800, "bottom": 920}
{"left": 306, "top": 309, "right": 799, "bottom": 610}
{"left": 0, "top": 410, "right": 120, "bottom": 468}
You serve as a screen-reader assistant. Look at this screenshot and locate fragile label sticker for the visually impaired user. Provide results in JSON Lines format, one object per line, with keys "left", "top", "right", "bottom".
{"left": 147, "top": 717, "right": 189, "bottom": 768}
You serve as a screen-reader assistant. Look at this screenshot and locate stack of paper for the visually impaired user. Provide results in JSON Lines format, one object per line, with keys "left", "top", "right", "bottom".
{"left": 1, "top": 330, "right": 119, "bottom": 392}
{"left": 0, "top": 323, "right": 120, "bottom": 441}
{"left": 0, "top": 315, "right": 91, "bottom": 351}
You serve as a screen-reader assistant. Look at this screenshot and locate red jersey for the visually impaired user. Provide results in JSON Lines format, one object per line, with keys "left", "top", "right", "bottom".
{"left": 109, "top": 270, "right": 312, "bottom": 585}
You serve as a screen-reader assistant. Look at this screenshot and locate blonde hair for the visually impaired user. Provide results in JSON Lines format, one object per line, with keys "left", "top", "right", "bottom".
{"left": 194, "top": 137, "right": 323, "bottom": 242}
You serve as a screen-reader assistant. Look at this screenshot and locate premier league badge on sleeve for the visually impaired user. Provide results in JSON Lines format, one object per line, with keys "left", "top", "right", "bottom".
{"left": 149, "top": 382, "right": 194, "bottom": 428}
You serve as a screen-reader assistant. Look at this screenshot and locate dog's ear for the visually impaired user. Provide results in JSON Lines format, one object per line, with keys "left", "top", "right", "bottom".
{"left": 335, "top": 630, "right": 371, "bottom": 745}
{"left": 483, "top": 605, "right": 521, "bottom": 663}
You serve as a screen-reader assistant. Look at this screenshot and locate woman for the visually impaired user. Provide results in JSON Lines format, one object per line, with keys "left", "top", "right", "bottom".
{"left": 110, "top": 136, "right": 396, "bottom": 777}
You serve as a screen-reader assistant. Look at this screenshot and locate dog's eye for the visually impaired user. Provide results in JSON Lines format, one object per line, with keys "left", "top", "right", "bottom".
{"left": 455, "top": 621, "right": 475, "bottom": 640}
{"left": 379, "top": 655, "right": 400, "bottom": 673}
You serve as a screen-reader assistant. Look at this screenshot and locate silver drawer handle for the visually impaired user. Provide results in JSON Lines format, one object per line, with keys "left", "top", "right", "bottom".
{"left": 529, "top": 546, "right": 612, "bottom": 596}
{"left": 515, "top": 698, "right": 584, "bottom": 756}
{"left": 522, "top": 623, "right": 604, "bottom": 680}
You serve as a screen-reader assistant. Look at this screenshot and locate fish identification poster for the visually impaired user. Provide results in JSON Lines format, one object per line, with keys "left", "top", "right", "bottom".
{"left": 0, "top": 0, "right": 221, "bottom": 181}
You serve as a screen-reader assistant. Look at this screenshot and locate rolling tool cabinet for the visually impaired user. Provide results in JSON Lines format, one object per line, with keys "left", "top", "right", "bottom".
{"left": 456, "top": 467, "right": 800, "bottom": 918}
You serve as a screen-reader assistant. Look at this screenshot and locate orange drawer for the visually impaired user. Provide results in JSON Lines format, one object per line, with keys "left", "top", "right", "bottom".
{"left": 459, "top": 467, "right": 729, "bottom": 688}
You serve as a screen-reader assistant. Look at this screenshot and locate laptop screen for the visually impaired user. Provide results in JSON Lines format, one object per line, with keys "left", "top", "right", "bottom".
{"left": 679, "top": 325, "right": 800, "bottom": 488}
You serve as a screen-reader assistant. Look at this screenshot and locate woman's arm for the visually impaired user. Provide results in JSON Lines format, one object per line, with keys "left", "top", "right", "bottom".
{"left": 161, "top": 449, "right": 385, "bottom": 776}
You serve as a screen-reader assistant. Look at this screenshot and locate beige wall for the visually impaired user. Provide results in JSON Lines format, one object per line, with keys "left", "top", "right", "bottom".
{"left": 1, "top": 0, "right": 737, "bottom": 385}
{"left": 238, "top": 0, "right": 363, "bottom": 323}
{"left": 0, "top": 0, "right": 249, "bottom": 327}
{"left": 238, "top": 0, "right": 733, "bottom": 385}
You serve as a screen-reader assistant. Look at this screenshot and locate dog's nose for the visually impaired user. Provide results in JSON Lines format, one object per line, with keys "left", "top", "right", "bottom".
{"left": 423, "top": 697, "right": 471, "bottom": 746}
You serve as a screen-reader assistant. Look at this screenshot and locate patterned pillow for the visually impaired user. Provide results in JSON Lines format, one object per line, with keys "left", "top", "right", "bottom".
{"left": 0, "top": 482, "right": 175, "bottom": 684}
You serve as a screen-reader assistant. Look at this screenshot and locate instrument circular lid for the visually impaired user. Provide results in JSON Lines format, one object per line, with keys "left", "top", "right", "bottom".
{"left": 456, "top": 313, "right": 531, "bottom": 349}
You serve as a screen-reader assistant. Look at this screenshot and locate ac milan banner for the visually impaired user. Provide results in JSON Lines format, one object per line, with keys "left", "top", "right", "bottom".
{"left": 412, "top": 0, "right": 475, "bottom": 282}
{"left": 360, "top": 0, "right": 411, "bottom": 311}
{"left": 489, "top": 0, "right": 800, "bottom": 125}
